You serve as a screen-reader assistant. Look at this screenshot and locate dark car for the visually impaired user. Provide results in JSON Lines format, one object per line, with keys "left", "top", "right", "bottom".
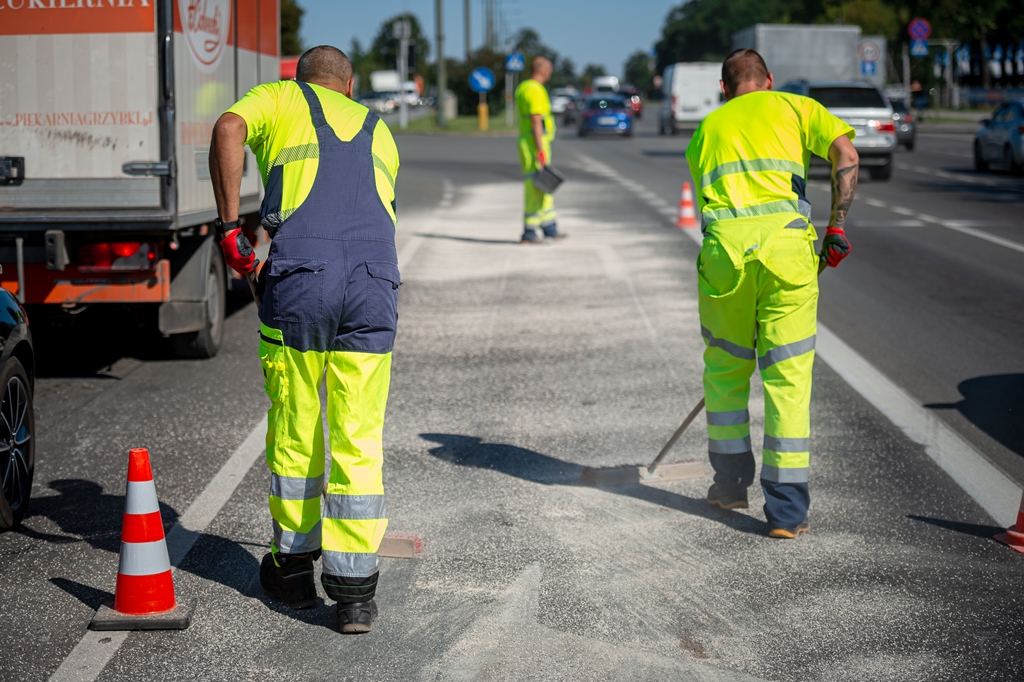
{"left": 578, "top": 95, "right": 633, "bottom": 137}
{"left": 974, "top": 99, "right": 1024, "bottom": 174}
{"left": 618, "top": 85, "right": 643, "bottom": 119}
{"left": 0, "top": 287, "right": 35, "bottom": 532}
{"left": 889, "top": 99, "right": 916, "bottom": 151}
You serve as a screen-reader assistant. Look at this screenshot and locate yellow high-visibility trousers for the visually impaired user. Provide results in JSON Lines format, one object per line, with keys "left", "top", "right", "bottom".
{"left": 697, "top": 227, "right": 818, "bottom": 528}
{"left": 518, "top": 137, "right": 556, "bottom": 238}
{"left": 259, "top": 324, "right": 391, "bottom": 580}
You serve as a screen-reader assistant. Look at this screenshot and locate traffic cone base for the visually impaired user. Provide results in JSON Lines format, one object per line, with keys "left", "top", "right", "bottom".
{"left": 994, "top": 526, "right": 1024, "bottom": 554}
{"left": 90, "top": 598, "right": 196, "bottom": 631}
{"left": 88, "top": 448, "right": 194, "bottom": 631}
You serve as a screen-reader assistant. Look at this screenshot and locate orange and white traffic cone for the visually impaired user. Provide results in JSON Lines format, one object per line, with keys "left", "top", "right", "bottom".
{"left": 994, "top": 489, "right": 1024, "bottom": 554}
{"left": 90, "top": 448, "right": 194, "bottom": 630}
{"left": 676, "top": 181, "right": 698, "bottom": 229}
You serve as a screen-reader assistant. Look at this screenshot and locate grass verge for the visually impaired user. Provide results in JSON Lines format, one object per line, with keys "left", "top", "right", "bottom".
{"left": 393, "top": 114, "right": 518, "bottom": 135}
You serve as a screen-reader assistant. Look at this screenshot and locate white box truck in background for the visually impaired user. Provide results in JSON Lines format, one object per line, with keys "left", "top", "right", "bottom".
{"left": 731, "top": 24, "right": 862, "bottom": 86}
{"left": 658, "top": 62, "right": 723, "bottom": 134}
{"left": 0, "top": 0, "right": 279, "bottom": 358}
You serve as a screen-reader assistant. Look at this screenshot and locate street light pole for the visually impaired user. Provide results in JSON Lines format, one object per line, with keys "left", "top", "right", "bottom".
{"left": 464, "top": 0, "right": 470, "bottom": 60}
{"left": 394, "top": 18, "right": 411, "bottom": 129}
{"left": 436, "top": 0, "right": 447, "bottom": 127}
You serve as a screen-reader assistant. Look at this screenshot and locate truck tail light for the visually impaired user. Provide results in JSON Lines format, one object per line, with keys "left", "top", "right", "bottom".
{"left": 904, "top": 112, "right": 914, "bottom": 123}
{"left": 869, "top": 119, "right": 896, "bottom": 133}
{"left": 79, "top": 241, "right": 157, "bottom": 271}
{"left": 671, "top": 95, "right": 677, "bottom": 113}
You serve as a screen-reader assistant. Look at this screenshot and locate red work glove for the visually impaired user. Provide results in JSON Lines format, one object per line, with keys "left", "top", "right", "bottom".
{"left": 820, "top": 227, "right": 851, "bottom": 268}
{"left": 218, "top": 224, "right": 258, "bottom": 275}
{"left": 536, "top": 149, "right": 547, "bottom": 167}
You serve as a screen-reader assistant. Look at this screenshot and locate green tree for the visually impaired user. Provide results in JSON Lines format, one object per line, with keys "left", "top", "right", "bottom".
{"left": 511, "top": 28, "right": 577, "bottom": 88}
{"left": 623, "top": 51, "right": 654, "bottom": 94}
{"left": 281, "top": 0, "right": 304, "bottom": 56}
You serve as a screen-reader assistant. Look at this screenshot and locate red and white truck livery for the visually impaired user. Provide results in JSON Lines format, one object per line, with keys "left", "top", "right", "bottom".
{"left": 0, "top": 0, "right": 279, "bottom": 357}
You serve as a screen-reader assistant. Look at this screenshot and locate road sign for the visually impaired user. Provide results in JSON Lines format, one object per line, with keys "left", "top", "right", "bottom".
{"left": 910, "top": 40, "right": 930, "bottom": 58}
{"left": 469, "top": 66, "right": 496, "bottom": 93}
{"left": 908, "top": 18, "right": 931, "bottom": 41}
{"left": 505, "top": 53, "right": 525, "bottom": 73}
{"left": 860, "top": 61, "right": 877, "bottom": 76}
{"left": 858, "top": 40, "right": 880, "bottom": 63}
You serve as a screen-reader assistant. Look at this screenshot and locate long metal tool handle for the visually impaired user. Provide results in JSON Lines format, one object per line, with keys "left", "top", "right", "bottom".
{"left": 245, "top": 268, "right": 260, "bottom": 306}
{"left": 647, "top": 396, "right": 705, "bottom": 477}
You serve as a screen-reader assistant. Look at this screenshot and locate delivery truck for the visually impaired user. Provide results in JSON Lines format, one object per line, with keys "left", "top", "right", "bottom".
{"left": 658, "top": 62, "right": 723, "bottom": 134}
{"left": 731, "top": 24, "right": 862, "bottom": 86}
{"left": 0, "top": 0, "right": 279, "bottom": 358}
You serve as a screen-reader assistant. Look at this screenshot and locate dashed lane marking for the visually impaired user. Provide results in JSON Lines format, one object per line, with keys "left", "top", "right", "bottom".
{"left": 49, "top": 416, "right": 270, "bottom": 682}
{"left": 576, "top": 153, "right": 1022, "bottom": 527}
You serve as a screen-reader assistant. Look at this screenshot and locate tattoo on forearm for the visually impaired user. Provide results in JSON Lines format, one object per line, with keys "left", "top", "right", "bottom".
{"left": 830, "top": 164, "right": 858, "bottom": 229}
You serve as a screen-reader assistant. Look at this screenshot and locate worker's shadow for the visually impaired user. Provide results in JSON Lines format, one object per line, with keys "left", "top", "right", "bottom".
{"left": 420, "top": 433, "right": 766, "bottom": 535}
{"left": 414, "top": 232, "right": 522, "bottom": 245}
{"left": 18, "top": 479, "right": 179, "bottom": 553}
{"left": 926, "top": 374, "right": 1024, "bottom": 458}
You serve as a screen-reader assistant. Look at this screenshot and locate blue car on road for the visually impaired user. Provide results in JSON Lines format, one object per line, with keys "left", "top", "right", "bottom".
{"left": 578, "top": 95, "right": 633, "bottom": 137}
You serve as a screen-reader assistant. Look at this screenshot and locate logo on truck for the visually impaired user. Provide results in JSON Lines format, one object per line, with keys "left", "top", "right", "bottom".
{"left": 178, "top": 0, "right": 231, "bottom": 74}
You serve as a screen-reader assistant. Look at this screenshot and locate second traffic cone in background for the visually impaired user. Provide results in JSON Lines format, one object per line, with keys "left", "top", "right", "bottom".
{"left": 995, "top": 489, "right": 1024, "bottom": 554}
{"left": 89, "top": 447, "right": 194, "bottom": 630}
{"left": 676, "top": 181, "right": 698, "bottom": 229}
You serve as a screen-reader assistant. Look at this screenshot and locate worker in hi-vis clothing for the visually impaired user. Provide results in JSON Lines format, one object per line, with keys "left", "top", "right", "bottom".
{"left": 210, "top": 46, "right": 400, "bottom": 632}
{"left": 515, "top": 56, "right": 565, "bottom": 243}
{"left": 685, "top": 49, "right": 858, "bottom": 538}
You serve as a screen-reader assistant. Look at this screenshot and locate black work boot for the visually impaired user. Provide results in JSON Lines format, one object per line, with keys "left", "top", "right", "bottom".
{"left": 338, "top": 599, "right": 378, "bottom": 634}
{"left": 707, "top": 482, "right": 749, "bottom": 510}
{"left": 260, "top": 551, "right": 318, "bottom": 609}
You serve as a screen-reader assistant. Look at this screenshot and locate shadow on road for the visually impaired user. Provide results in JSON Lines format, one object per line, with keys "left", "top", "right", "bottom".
{"left": 18, "top": 479, "right": 179, "bottom": 553}
{"left": 419, "top": 433, "right": 765, "bottom": 535}
{"left": 925, "top": 374, "right": 1024, "bottom": 458}
{"left": 49, "top": 577, "right": 114, "bottom": 611}
{"left": 29, "top": 290, "right": 253, "bottom": 379}
{"left": 906, "top": 515, "right": 1005, "bottom": 539}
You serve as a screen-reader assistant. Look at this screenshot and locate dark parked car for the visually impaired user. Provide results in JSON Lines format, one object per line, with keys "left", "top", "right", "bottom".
{"left": 974, "top": 99, "right": 1024, "bottom": 174}
{"left": 889, "top": 99, "right": 916, "bottom": 151}
{"left": 0, "top": 288, "right": 35, "bottom": 532}
{"left": 578, "top": 95, "right": 633, "bottom": 137}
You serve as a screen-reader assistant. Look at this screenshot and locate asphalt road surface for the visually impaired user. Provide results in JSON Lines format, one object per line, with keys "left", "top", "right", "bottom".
{"left": 1, "top": 113, "right": 1022, "bottom": 681}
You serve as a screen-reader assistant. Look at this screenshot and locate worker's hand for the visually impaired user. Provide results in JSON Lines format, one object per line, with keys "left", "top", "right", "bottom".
{"left": 536, "top": 149, "right": 547, "bottom": 168}
{"left": 219, "top": 226, "right": 257, "bottom": 275}
{"left": 820, "top": 227, "right": 851, "bottom": 268}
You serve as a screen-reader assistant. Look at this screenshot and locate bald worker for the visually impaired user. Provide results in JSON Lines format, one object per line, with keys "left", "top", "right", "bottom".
{"left": 515, "top": 56, "right": 565, "bottom": 243}
{"left": 210, "top": 46, "right": 400, "bottom": 633}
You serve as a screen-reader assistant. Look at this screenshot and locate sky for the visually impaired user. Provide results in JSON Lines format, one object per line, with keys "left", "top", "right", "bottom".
{"left": 297, "top": 0, "right": 678, "bottom": 78}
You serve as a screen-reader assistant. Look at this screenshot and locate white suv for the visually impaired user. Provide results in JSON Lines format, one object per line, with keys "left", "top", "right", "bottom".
{"left": 779, "top": 80, "right": 897, "bottom": 181}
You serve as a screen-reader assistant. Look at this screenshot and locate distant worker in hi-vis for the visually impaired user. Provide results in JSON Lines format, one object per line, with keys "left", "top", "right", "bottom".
{"left": 515, "top": 56, "right": 566, "bottom": 243}
{"left": 685, "top": 49, "right": 858, "bottom": 538}
{"left": 209, "top": 46, "right": 400, "bottom": 632}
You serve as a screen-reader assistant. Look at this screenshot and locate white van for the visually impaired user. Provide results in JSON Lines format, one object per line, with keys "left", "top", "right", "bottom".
{"left": 592, "top": 76, "right": 620, "bottom": 94}
{"left": 659, "top": 62, "right": 724, "bottom": 134}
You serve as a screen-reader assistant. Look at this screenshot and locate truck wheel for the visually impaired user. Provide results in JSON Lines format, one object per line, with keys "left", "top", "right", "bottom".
{"left": 172, "top": 251, "right": 226, "bottom": 359}
{"left": 0, "top": 358, "right": 34, "bottom": 532}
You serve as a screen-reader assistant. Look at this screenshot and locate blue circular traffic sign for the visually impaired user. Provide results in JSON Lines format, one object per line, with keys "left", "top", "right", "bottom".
{"left": 908, "top": 17, "right": 931, "bottom": 41}
{"left": 469, "top": 67, "right": 496, "bottom": 93}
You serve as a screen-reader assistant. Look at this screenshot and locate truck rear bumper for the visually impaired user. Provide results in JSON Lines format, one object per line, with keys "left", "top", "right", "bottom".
{"left": 0, "top": 259, "right": 170, "bottom": 304}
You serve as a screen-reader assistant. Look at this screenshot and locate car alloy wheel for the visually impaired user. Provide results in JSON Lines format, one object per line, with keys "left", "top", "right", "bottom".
{"left": 0, "top": 359, "right": 34, "bottom": 531}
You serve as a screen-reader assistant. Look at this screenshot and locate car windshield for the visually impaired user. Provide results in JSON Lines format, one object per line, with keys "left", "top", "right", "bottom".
{"left": 589, "top": 99, "right": 625, "bottom": 110}
{"left": 889, "top": 100, "right": 907, "bottom": 113}
{"left": 809, "top": 87, "right": 887, "bottom": 108}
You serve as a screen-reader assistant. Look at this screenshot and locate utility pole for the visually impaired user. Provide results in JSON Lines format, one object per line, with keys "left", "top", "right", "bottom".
{"left": 902, "top": 42, "right": 910, "bottom": 103}
{"left": 394, "top": 18, "right": 411, "bottom": 129}
{"left": 464, "top": 0, "right": 470, "bottom": 60}
{"left": 436, "top": 0, "right": 447, "bottom": 127}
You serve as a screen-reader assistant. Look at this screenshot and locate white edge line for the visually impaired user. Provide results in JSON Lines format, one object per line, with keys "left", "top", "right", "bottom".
{"left": 939, "top": 222, "right": 1024, "bottom": 255}
{"left": 643, "top": 177, "right": 1020, "bottom": 527}
{"left": 49, "top": 415, "right": 269, "bottom": 682}
{"left": 815, "top": 326, "right": 1020, "bottom": 527}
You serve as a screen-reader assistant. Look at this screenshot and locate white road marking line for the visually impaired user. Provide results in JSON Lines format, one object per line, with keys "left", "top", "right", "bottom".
{"left": 815, "top": 327, "right": 1020, "bottom": 528}
{"left": 865, "top": 198, "right": 888, "bottom": 208}
{"left": 598, "top": 166, "right": 1021, "bottom": 528}
{"left": 891, "top": 206, "right": 915, "bottom": 216}
{"left": 49, "top": 415, "right": 270, "bottom": 682}
{"left": 937, "top": 222, "right": 1024, "bottom": 255}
